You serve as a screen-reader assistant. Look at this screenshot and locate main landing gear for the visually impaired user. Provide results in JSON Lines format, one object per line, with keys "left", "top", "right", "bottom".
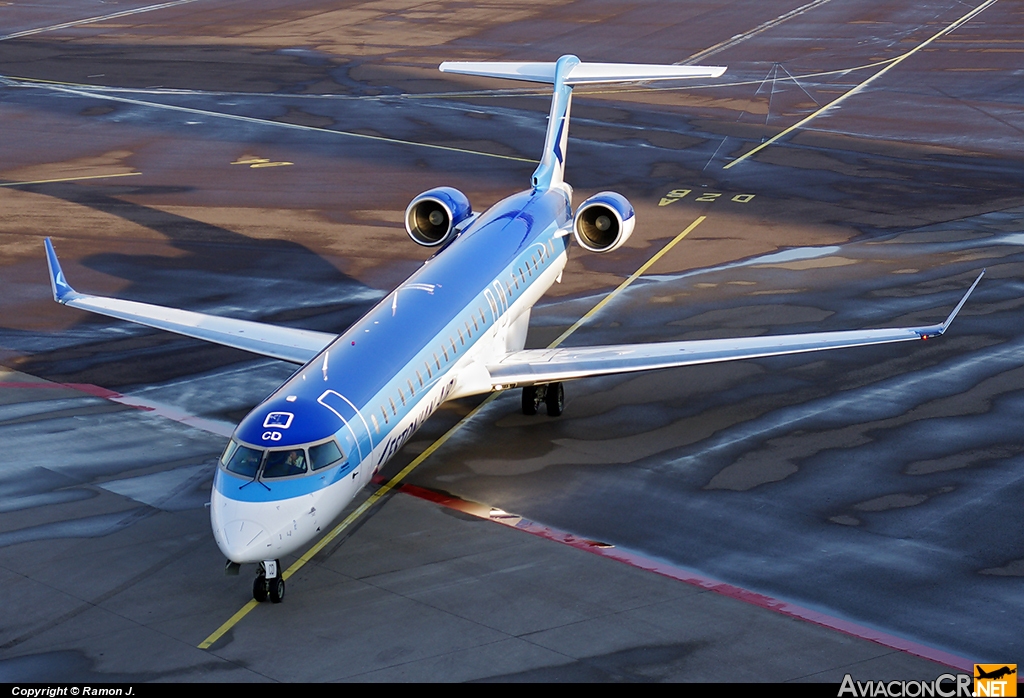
{"left": 522, "top": 382, "right": 564, "bottom": 416}
{"left": 253, "top": 559, "right": 285, "bottom": 603}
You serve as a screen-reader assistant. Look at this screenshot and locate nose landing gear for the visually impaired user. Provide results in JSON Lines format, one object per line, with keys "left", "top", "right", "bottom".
{"left": 253, "top": 559, "right": 285, "bottom": 603}
{"left": 269, "top": 575, "right": 285, "bottom": 603}
{"left": 253, "top": 574, "right": 268, "bottom": 602}
{"left": 522, "top": 382, "right": 564, "bottom": 416}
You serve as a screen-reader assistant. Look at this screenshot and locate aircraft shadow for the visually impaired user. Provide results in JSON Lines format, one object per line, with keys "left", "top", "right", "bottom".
{"left": 5, "top": 181, "right": 380, "bottom": 387}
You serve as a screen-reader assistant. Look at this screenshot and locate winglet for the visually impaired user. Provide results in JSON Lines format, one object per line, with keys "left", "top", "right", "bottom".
{"left": 940, "top": 269, "right": 985, "bottom": 333}
{"left": 44, "top": 238, "right": 79, "bottom": 304}
{"left": 918, "top": 270, "right": 985, "bottom": 338}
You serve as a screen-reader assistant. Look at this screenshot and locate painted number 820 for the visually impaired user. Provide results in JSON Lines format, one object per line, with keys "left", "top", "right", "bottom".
{"left": 659, "top": 189, "right": 755, "bottom": 206}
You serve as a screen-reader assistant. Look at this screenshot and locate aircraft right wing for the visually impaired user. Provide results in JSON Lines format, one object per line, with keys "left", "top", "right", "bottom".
{"left": 45, "top": 238, "right": 336, "bottom": 365}
{"left": 486, "top": 271, "right": 984, "bottom": 387}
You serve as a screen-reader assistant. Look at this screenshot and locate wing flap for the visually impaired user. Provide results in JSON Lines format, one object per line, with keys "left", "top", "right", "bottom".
{"left": 45, "top": 239, "right": 335, "bottom": 365}
{"left": 487, "top": 272, "right": 983, "bottom": 386}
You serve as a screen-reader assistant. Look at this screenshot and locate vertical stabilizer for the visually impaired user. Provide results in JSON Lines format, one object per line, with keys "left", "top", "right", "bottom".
{"left": 532, "top": 55, "right": 578, "bottom": 191}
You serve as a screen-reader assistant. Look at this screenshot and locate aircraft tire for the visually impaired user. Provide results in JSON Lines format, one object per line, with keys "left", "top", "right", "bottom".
{"left": 522, "top": 386, "right": 538, "bottom": 415}
{"left": 253, "top": 575, "right": 268, "bottom": 602}
{"left": 269, "top": 577, "right": 285, "bottom": 604}
{"left": 545, "top": 382, "right": 564, "bottom": 417}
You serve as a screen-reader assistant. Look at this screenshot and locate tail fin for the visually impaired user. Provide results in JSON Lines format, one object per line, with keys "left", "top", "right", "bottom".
{"left": 439, "top": 55, "right": 725, "bottom": 190}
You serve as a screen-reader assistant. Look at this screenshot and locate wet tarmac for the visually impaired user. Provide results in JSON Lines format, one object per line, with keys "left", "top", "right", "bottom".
{"left": 1, "top": 0, "right": 1022, "bottom": 683}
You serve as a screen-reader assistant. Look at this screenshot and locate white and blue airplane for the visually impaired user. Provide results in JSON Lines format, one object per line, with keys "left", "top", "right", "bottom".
{"left": 44, "top": 55, "right": 982, "bottom": 603}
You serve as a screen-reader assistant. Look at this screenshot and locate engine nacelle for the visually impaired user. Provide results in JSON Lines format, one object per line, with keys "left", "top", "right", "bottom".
{"left": 572, "top": 191, "right": 635, "bottom": 253}
{"left": 405, "top": 187, "right": 473, "bottom": 247}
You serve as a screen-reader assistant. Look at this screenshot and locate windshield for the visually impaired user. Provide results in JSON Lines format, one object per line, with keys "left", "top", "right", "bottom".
{"left": 263, "top": 449, "right": 307, "bottom": 478}
{"left": 224, "top": 444, "right": 263, "bottom": 477}
{"left": 219, "top": 438, "right": 346, "bottom": 480}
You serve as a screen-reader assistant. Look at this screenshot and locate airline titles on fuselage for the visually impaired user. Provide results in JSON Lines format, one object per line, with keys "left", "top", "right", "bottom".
{"left": 377, "top": 376, "right": 457, "bottom": 466}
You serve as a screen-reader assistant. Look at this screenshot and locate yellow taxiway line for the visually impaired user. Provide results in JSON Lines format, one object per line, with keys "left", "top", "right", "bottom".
{"left": 0, "top": 172, "right": 142, "bottom": 187}
{"left": 722, "top": 0, "right": 1000, "bottom": 170}
{"left": 198, "top": 214, "right": 706, "bottom": 649}
{"left": 548, "top": 215, "right": 706, "bottom": 347}
{"left": 0, "top": 0, "right": 200, "bottom": 41}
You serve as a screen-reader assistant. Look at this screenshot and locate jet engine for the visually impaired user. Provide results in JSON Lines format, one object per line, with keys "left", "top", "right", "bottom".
{"left": 405, "top": 187, "right": 473, "bottom": 247}
{"left": 572, "top": 191, "right": 635, "bottom": 253}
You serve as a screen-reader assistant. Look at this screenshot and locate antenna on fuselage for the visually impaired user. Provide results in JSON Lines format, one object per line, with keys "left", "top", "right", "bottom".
{"left": 438, "top": 55, "right": 726, "bottom": 191}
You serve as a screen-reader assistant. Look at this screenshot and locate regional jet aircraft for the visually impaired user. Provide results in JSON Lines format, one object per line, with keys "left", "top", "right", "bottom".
{"left": 44, "top": 55, "right": 983, "bottom": 603}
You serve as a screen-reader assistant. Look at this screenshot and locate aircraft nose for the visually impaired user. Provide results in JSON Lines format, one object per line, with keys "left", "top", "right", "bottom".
{"left": 216, "top": 518, "right": 270, "bottom": 563}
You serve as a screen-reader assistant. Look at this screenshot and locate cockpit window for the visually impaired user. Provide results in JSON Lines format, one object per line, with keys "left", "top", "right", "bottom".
{"left": 263, "top": 449, "right": 307, "bottom": 478}
{"left": 310, "top": 440, "right": 344, "bottom": 471}
{"left": 220, "top": 438, "right": 348, "bottom": 480}
{"left": 220, "top": 440, "right": 239, "bottom": 466}
{"left": 225, "top": 444, "right": 262, "bottom": 477}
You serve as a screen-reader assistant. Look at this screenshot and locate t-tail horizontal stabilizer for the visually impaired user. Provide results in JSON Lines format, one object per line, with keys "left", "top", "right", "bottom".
{"left": 43, "top": 238, "right": 336, "bottom": 365}
{"left": 438, "top": 60, "right": 726, "bottom": 85}
{"left": 440, "top": 55, "right": 726, "bottom": 191}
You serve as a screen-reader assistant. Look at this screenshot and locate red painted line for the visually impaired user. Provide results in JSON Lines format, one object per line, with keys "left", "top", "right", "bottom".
{"left": 0, "top": 381, "right": 122, "bottom": 398}
{"left": 0, "top": 381, "right": 982, "bottom": 669}
{"left": 0, "top": 380, "right": 233, "bottom": 436}
{"left": 66, "top": 382, "right": 130, "bottom": 401}
{"left": 396, "top": 482, "right": 977, "bottom": 673}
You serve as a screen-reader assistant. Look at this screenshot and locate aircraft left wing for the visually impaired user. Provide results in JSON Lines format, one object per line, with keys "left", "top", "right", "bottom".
{"left": 486, "top": 272, "right": 984, "bottom": 387}
{"left": 45, "top": 239, "right": 335, "bottom": 365}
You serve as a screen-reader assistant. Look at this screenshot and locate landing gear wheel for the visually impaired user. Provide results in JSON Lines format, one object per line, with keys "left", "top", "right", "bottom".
{"left": 522, "top": 385, "right": 539, "bottom": 415}
{"left": 545, "top": 382, "right": 564, "bottom": 417}
{"left": 253, "top": 575, "right": 268, "bottom": 602}
{"left": 269, "top": 576, "right": 285, "bottom": 604}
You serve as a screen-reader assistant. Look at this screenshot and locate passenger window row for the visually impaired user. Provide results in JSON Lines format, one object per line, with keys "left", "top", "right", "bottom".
{"left": 368, "top": 242, "right": 554, "bottom": 437}
{"left": 506, "top": 243, "right": 551, "bottom": 299}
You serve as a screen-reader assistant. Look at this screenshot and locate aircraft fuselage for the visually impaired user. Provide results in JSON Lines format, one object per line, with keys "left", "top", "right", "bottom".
{"left": 211, "top": 185, "right": 572, "bottom": 563}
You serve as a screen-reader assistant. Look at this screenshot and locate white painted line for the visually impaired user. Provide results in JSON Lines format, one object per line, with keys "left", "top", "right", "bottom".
{"left": 0, "top": 0, "right": 201, "bottom": 42}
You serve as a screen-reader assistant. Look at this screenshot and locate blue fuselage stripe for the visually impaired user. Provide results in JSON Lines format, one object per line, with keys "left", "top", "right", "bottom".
{"left": 215, "top": 458, "right": 358, "bottom": 501}
{"left": 223, "top": 187, "right": 572, "bottom": 503}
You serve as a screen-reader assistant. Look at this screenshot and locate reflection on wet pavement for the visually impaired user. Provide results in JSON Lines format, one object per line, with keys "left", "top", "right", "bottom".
{"left": 2, "top": 0, "right": 1023, "bottom": 680}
